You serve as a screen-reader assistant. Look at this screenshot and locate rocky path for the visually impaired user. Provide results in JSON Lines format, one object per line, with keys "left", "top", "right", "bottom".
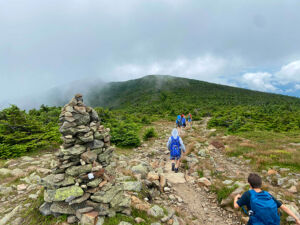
{"left": 128, "top": 118, "right": 299, "bottom": 225}
{"left": 0, "top": 118, "right": 299, "bottom": 225}
{"left": 127, "top": 119, "right": 243, "bottom": 225}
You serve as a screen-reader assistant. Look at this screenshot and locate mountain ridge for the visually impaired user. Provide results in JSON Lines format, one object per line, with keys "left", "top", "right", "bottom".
{"left": 86, "top": 75, "right": 300, "bottom": 111}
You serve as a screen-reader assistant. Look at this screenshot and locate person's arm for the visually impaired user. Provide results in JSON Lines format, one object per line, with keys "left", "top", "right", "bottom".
{"left": 179, "top": 138, "right": 186, "bottom": 152}
{"left": 234, "top": 194, "right": 241, "bottom": 208}
{"left": 280, "top": 205, "right": 300, "bottom": 225}
{"left": 167, "top": 137, "right": 171, "bottom": 150}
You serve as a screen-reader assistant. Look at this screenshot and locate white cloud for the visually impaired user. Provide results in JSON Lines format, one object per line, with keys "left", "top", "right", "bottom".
{"left": 114, "top": 58, "right": 300, "bottom": 95}
{"left": 275, "top": 60, "right": 300, "bottom": 85}
{"left": 240, "top": 72, "right": 277, "bottom": 92}
{"left": 295, "top": 84, "right": 300, "bottom": 90}
{"left": 113, "top": 55, "right": 229, "bottom": 83}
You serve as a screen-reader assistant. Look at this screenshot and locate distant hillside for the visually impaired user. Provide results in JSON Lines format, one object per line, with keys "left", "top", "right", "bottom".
{"left": 87, "top": 75, "right": 300, "bottom": 111}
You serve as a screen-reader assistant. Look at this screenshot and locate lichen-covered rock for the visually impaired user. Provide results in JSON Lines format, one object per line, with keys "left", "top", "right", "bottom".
{"left": 50, "top": 202, "right": 76, "bottom": 214}
{"left": 98, "top": 147, "right": 113, "bottom": 165}
{"left": 121, "top": 181, "right": 142, "bottom": 192}
{"left": 39, "top": 202, "right": 52, "bottom": 216}
{"left": 80, "top": 211, "right": 99, "bottom": 225}
{"left": 110, "top": 193, "right": 131, "bottom": 210}
{"left": 0, "top": 168, "right": 11, "bottom": 176}
{"left": 54, "top": 185, "right": 84, "bottom": 201}
{"left": 61, "top": 145, "right": 86, "bottom": 156}
{"left": 91, "top": 185, "right": 122, "bottom": 203}
{"left": 44, "top": 185, "right": 84, "bottom": 202}
{"left": 70, "top": 193, "right": 91, "bottom": 205}
{"left": 131, "top": 164, "right": 149, "bottom": 178}
{"left": 41, "top": 174, "right": 75, "bottom": 189}
{"left": 87, "top": 178, "right": 102, "bottom": 188}
{"left": 147, "top": 205, "right": 165, "bottom": 218}
{"left": 81, "top": 151, "right": 97, "bottom": 164}
{"left": 66, "top": 164, "right": 92, "bottom": 176}
{"left": 78, "top": 131, "right": 94, "bottom": 143}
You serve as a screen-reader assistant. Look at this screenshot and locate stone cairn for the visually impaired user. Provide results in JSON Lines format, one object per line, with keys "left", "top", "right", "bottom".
{"left": 39, "top": 94, "right": 131, "bottom": 224}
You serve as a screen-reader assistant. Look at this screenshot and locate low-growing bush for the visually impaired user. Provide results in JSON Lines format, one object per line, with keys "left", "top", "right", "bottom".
{"left": 0, "top": 105, "right": 61, "bottom": 159}
{"left": 111, "top": 122, "right": 141, "bottom": 147}
{"left": 143, "top": 127, "right": 157, "bottom": 141}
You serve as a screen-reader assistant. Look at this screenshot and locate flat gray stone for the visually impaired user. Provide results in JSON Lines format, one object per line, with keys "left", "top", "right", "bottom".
{"left": 147, "top": 205, "right": 164, "bottom": 218}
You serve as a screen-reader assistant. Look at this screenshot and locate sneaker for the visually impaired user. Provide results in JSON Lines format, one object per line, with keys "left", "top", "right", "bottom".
{"left": 171, "top": 163, "right": 175, "bottom": 171}
{"left": 175, "top": 168, "right": 178, "bottom": 173}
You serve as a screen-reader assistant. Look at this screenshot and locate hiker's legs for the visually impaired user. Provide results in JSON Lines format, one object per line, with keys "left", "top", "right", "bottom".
{"left": 177, "top": 126, "right": 181, "bottom": 135}
{"left": 175, "top": 159, "right": 180, "bottom": 168}
{"left": 171, "top": 159, "right": 175, "bottom": 171}
{"left": 175, "top": 158, "right": 180, "bottom": 173}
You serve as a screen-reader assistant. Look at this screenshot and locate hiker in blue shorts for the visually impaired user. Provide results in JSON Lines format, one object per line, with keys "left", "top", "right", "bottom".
{"left": 176, "top": 115, "right": 182, "bottom": 134}
{"left": 167, "top": 128, "right": 186, "bottom": 173}
{"left": 234, "top": 173, "right": 300, "bottom": 225}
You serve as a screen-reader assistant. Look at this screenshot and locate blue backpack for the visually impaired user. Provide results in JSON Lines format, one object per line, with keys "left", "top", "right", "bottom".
{"left": 170, "top": 136, "right": 181, "bottom": 157}
{"left": 248, "top": 190, "right": 280, "bottom": 225}
{"left": 182, "top": 117, "right": 186, "bottom": 124}
{"left": 176, "top": 116, "right": 181, "bottom": 125}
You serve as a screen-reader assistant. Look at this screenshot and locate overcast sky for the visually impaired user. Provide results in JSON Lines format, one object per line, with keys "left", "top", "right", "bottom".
{"left": 1, "top": 0, "right": 300, "bottom": 108}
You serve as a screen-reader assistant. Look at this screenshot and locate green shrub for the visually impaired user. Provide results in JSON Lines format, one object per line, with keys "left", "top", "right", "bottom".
{"left": 0, "top": 105, "right": 61, "bottom": 159}
{"left": 141, "top": 116, "right": 151, "bottom": 124}
{"left": 143, "top": 127, "right": 157, "bottom": 141}
{"left": 110, "top": 122, "right": 141, "bottom": 147}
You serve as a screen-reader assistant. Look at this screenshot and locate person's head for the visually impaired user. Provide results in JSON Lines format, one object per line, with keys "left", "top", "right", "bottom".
{"left": 171, "top": 128, "right": 178, "bottom": 138}
{"left": 248, "top": 173, "right": 262, "bottom": 188}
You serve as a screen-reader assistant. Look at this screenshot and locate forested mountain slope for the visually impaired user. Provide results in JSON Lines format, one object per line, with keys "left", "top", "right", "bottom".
{"left": 87, "top": 75, "right": 300, "bottom": 111}
{"left": 87, "top": 75, "right": 300, "bottom": 132}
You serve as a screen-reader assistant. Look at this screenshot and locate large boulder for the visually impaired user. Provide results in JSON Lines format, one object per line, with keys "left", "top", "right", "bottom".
{"left": 131, "top": 164, "right": 149, "bottom": 178}
{"left": 110, "top": 192, "right": 131, "bottom": 210}
{"left": 147, "top": 205, "right": 165, "bottom": 218}
{"left": 121, "top": 181, "right": 142, "bottom": 192}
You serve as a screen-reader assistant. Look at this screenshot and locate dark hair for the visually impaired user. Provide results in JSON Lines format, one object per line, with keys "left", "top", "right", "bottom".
{"left": 248, "top": 173, "right": 262, "bottom": 188}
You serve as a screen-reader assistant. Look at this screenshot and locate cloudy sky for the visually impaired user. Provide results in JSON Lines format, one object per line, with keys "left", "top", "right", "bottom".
{"left": 1, "top": 0, "right": 300, "bottom": 108}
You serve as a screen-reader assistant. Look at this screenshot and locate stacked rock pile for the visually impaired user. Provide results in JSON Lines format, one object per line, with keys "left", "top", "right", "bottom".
{"left": 39, "top": 94, "right": 131, "bottom": 224}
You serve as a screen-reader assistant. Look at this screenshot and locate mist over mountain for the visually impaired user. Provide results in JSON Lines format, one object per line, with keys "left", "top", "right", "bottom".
{"left": 2, "top": 75, "right": 300, "bottom": 111}
{"left": 86, "top": 75, "right": 300, "bottom": 110}
{"left": 0, "top": 78, "right": 106, "bottom": 110}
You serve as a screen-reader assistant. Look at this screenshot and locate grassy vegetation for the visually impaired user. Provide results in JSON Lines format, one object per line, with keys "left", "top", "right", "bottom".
{"left": 104, "top": 208, "right": 158, "bottom": 225}
{"left": 223, "top": 130, "right": 300, "bottom": 172}
{"left": 197, "top": 169, "right": 204, "bottom": 178}
{"left": 143, "top": 127, "right": 157, "bottom": 141}
{"left": 211, "top": 184, "right": 239, "bottom": 203}
{"left": 1, "top": 75, "right": 300, "bottom": 165}
{"left": 181, "top": 159, "right": 189, "bottom": 170}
